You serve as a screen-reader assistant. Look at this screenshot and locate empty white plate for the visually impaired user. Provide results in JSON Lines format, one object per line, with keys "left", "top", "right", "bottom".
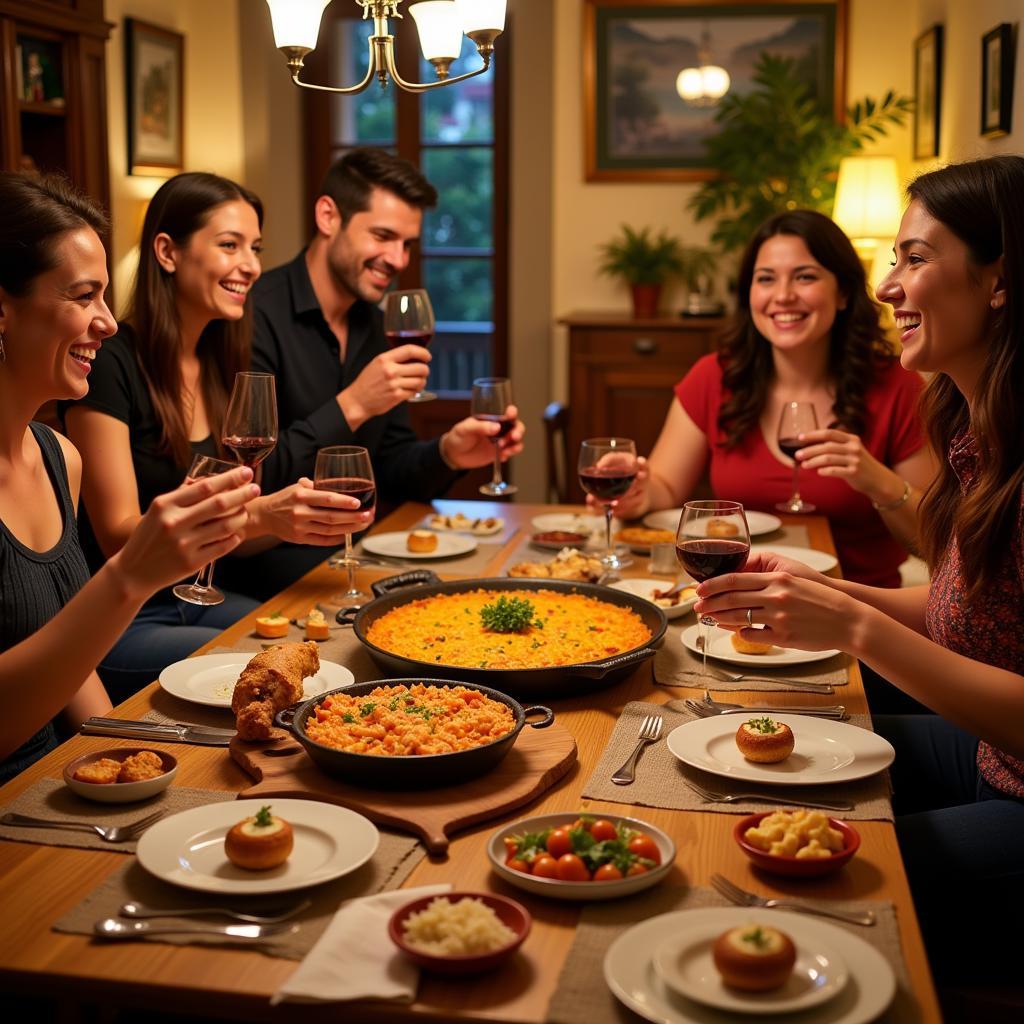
{"left": 645, "top": 509, "right": 782, "bottom": 537}
{"left": 749, "top": 544, "right": 839, "bottom": 573}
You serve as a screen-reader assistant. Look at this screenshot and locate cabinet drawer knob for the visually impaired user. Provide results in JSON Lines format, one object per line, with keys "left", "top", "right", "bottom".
{"left": 633, "top": 337, "right": 658, "bottom": 355}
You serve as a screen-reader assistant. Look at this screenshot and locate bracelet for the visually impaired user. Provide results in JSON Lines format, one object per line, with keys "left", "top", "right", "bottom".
{"left": 872, "top": 479, "right": 911, "bottom": 512}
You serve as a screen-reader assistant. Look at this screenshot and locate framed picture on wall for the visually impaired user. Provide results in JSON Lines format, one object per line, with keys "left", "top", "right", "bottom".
{"left": 981, "top": 23, "right": 1014, "bottom": 138}
{"left": 913, "top": 25, "right": 942, "bottom": 160}
{"left": 125, "top": 18, "right": 184, "bottom": 175}
{"left": 584, "top": 0, "right": 848, "bottom": 182}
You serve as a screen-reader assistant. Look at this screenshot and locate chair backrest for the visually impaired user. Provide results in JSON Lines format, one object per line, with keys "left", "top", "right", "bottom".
{"left": 543, "top": 401, "right": 570, "bottom": 504}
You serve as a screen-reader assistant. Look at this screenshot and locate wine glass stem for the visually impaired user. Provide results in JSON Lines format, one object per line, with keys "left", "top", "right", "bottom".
{"left": 604, "top": 505, "right": 614, "bottom": 560}
{"left": 194, "top": 561, "right": 216, "bottom": 593}
{"left": 491, "top": 441, "right": 503, "bottom": 488}
{"left": 790, "top": 462, "right": 801, "bottom": 507}
{"left": 344, "top": 533, "right": 356, "bottom": 594}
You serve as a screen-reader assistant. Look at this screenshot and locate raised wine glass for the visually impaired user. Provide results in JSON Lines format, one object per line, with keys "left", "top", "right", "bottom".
{"left": 383, "top": 288, "right": 435, "bottom": 403}
{"left": 172, "top": 454, "right": 240, "bottom": 607}
{"left": 675, "top": 500, "right": 751, "bottom": 677}
{"left": 221, "top": 372, "right": 278, "bottom": 470}
{"left": 472, "top": 376, "right": 517, "bottom": 497}
{"left": 578, "top": 437, "right": 637, "bottom": 570}
{"left": 776, "top": 401, "right": 819, "bottom": 513}
{"left": 315, "top": 445, "right": 376, "bottom": 605}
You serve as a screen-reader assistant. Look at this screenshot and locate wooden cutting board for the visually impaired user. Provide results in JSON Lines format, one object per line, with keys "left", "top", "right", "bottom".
{"left": 230, "top": 723, "right": 577, "bottom": 856}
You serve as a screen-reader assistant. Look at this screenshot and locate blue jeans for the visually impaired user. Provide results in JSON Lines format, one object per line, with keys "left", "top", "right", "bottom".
{"left": 98, "top": 590, "right": 259, "bottom": 706}
{"left": 875, "top": 715, "right": 1024, "bottom": 985}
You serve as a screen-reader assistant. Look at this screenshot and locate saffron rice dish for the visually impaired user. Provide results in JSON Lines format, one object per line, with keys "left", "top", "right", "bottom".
{"left": 304, "top": 683, "right": 515, "bottom": 755}
{"left": 363, "top": 589, "right": 653, "bottom": 670}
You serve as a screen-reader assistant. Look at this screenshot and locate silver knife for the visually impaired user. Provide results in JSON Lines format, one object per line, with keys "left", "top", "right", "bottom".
{"left": 81, "top": 718, "right": 234, "bottom": 746}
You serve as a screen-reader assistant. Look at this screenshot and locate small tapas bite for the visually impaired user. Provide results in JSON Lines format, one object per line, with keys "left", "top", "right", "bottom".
{"left": 304, "top": 607, "right": 330, "bottom": 641}
{"left": 615, "top": 526, "right": 675, "bottom": 551}
{"left": 232, "top": 641, "right": 319, "bottom": 742}
{"left": 429, "top": 512, "right": 504, "bottom": 536}
{"left": 407, "top": 529, "right": 439, "bottom": 553}
{"left": 224, "top": 804, "right": 294, "bottom": 870}
{"left": 731, "top": 631, "right": 776, "bottom": 655}
{"left": 388, "top": 892, "right": 530, "bottom": 975}
{"left": 713, "top": 922, "right": 797, "bottom": 991}
{"left": 254, "top": 613, "right": 290, "bottom": 638}
{"left": 734, "top": 810, "right": 860, "bottom": 877}
{"left": 735, "top": 717, "right": 794, "bottom": 763}
{"left": 507, "top": 547, "right": 603, "bottom": 582}
{"left": 530, "top": 529, "right": 589, "bottom": 549}
{"left": 609, "top": 578, "right": 697, "bottom": 620}
{"left": 63, "top": 747, "right": 177, "bottom": 803}
{"left": 707, "top": 517, "right": 740, "bottom": 538}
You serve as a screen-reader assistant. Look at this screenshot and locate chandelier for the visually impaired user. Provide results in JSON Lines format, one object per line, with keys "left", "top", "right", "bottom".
{"left": 675, "top": 27, "right": 730, "bottom": 107}
{"left": 264, "top": 0, "right": 506, "bottom": 95}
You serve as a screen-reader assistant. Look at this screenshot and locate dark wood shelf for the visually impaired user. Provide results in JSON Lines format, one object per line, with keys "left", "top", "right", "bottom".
{"left": 18, "top": 99, "right": 67, "bottom": 116}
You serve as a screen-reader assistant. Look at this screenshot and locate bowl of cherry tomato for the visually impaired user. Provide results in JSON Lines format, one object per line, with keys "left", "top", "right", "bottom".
{"left": 486, "top": 812, "right": 675, "bottom": 900}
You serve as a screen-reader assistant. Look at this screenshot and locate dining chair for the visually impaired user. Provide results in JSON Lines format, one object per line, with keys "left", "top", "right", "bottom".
{"left": 543, "top": 401, "right": 570, "bottom": 504}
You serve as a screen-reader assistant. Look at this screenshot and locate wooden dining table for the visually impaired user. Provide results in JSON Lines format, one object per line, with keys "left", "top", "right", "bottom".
{"left": 0, "top": 499, "right": 940, "bottom": 1022}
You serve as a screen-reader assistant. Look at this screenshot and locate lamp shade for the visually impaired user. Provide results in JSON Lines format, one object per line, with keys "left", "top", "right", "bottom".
{"left": 410, "top": 1, "right": 464, "bottom": 61}
{"left": 454, "top": 0, "right": 507, "bottom": 33}
{"left": 265, "top": 0, "right": 331, "bottom": 51}
{"left": 832, "top": 157, "right": 902, "bottom": 247}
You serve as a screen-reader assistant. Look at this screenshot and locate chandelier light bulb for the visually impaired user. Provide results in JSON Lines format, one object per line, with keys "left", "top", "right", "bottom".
{"left": 701, "top": 65, "right": 730, "bottom": 99}
{"left": 454, "top": 0, "right": 507, "bottom": 33}
{"left": 676, "top": 68, "right": 704, "bottom": 101}
{"left": 264, "top": 0, "right": 330, "bottom": 51}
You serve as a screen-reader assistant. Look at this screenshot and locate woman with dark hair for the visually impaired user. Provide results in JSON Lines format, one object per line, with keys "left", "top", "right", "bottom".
{"left": 64, "top": 172, "right": 370, "bottom": 702}
{"left": 611, "top": 209, "right": 935, "bottom": 588}
{"left": 0, "top": 172, "right": 256, "bottom": 781}
{"left": 698, "top": 156, "right": 1024, "bottom": 988}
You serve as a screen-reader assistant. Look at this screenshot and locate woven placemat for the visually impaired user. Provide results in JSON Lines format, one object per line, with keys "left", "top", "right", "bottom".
{"left": 545, "top": 883, "right": 915, "bottom": 1024}
{"left": 53, "top": 828, "right": 423, "bottom": 959}
{"left": 0, "top": 778, "right": 232, "bottom": 853}
{"left": 581, "top": 701, "right": 893, "bottom": 821}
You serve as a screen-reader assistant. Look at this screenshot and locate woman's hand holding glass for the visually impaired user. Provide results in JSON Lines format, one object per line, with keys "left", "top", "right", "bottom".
{"left": 250, "top": 478, "right": 372, "bottom": 546}
{"left": 585, "top": 455, "right": 650, "bottom": 519}
{"left": 791, "top": 428, "right": 904, "bottom": 505}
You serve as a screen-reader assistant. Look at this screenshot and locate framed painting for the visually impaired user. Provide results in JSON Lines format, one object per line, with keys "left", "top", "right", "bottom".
{"left": 125, "top": 18, "right": 184, "bottom": 175}
{"left": 584, "top": 0, "right": 848, "bottom": 183}
{"left": 913, "top": 25, "right": 942, "bottom": 160}
{"left": 981, "top": 23, "right": 1014, "bottom": 139}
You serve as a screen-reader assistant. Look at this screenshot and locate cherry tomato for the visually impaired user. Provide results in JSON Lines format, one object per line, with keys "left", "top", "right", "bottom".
{"left": 589, "top": 819, "right": 618, "bottom": 842}
{"left": 626, "top": 862, "right": 649, "bottom": 877}
{"left": 546, "top": 827, "right": 573, "bottom": 859}
{"left": 531, "top": 854, "right": 560, "bottom": 879}
{"left": 594, "top": 863, "right": 624, "bottom": 882}
{"left": 570, "top": 817, "right": 592, "bottom": 833}
{"left": 627, "top": 834, "right": 661, "bottom": 865}
{"left": 506, "top": 857, "right": 530, "bottom": 874}
{"left": 556, "top": 853, "right": 591, "bottom": 882}
{"left": 503, "top": 836, "right": 520, "bottom": 857}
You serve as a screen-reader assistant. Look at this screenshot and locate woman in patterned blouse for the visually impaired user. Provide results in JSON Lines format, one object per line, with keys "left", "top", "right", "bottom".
{"left": 697, "top": 155, "right": 1024, "bottom": 991}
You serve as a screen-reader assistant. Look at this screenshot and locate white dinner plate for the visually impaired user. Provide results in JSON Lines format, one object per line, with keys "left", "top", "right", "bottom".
{"left": 360, "top": 531, "right": 477, "bottom": 560}
{"left": 136, "top": 798, "right": 380, "bottom": 895}
{"left": 645, "top": 509, "right": 783, "bottom": 537}
{"left": 680, "top": 624, "right": 841, "bottom": 667}
{"left": 531, "top": 513, "right": 610, "bottom": 536}
{"left": 422, "top": 513, "right": 505, "bottom": 536}
{"left": 652, "top": 911, "right": 849, "bottom": 1014}
{"left": 749, "top": 544, "right": 839, "bottom": 573}
{"left": 158, "top": 653, "right": 353, "bottom": 709}
{"left": 665, "top": 714, "right": 895, "bottom": 786}
{"left": 610, "top": 578, "right": 698, "bottom": 620}
{"left": 605, "top": 908, "right": 894, "bottom": 1024}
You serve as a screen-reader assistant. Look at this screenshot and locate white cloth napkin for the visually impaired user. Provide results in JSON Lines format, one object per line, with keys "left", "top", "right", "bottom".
{"left": 271, "top": 883, "right": 452, "bottom": 1005}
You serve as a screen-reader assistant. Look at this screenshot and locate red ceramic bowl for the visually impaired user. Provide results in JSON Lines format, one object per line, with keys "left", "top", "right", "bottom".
{"left": 388, "top": 892, "right": 530, "bottom": 975}
{"left": 733, "top": 812, "right": 860, "bottom": 877}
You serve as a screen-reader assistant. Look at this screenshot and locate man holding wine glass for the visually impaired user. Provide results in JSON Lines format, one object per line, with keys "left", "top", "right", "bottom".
{"left": 249, "top": 148, "right": 524, "bottom": 594}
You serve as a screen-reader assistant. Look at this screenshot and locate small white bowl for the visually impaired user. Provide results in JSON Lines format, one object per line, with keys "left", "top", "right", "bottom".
{"left": 63, "top": 747, "right": 177, "bottom": 803}
{"left": 609, "top": 578, "right": 698, "bottom": 620}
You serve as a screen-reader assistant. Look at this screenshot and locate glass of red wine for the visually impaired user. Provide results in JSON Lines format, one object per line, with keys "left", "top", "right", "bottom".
{"left": 222, "top": 372, "right": 278, "bottom": 470}
{"left": 578, "top": 437, "right": 637, "bottom": 570}
{"left": 775, "top": 401, "right": 818, "bottom": 513}
{"left": 675, "top": 500, "right": 751, "bottom": 676}
{"left": 383, "top": 288, "right": 435, "bottom": 403}
{"left": 172, "top": 454, "right": 240, "bottom": 607}
{"left": 472, "top": 376, "right": 517, "bottom": 497}
{"left": 314, "top": 445, "right": 376, "bottom": 605}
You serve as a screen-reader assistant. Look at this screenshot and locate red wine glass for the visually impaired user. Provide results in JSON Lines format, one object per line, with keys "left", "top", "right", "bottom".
{"left": 472, "top": 376, "right": 517, "bottom": 497}
{"left": 578, "top": 437, "right": 637, "bottom": 570}
{"left": 383, "top": 289, "right": 436, "bottom": 403}
{"left": 315, "top": 445, "right": 376, "bottom": 605}
{"left": 776, "top": 401, "right": 819, "bottom": 513}
{"left": 676, "top": 500, "right": 751, "bottom": 677}
{"left": 172, "top": 454, "right": 240, "bottom": 607}
{"left": 222, "top": 372, "right": 278, "bottom": 470}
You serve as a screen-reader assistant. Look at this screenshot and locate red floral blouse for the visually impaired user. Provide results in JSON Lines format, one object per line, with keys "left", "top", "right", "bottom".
{"left": 924, "top": 431, "right": 1024, "bottom": 798}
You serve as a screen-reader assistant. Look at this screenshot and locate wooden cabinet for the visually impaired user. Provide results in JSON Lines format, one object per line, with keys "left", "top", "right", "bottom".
{"left": 560, "top": 312, "right": 726, "bottom": 502}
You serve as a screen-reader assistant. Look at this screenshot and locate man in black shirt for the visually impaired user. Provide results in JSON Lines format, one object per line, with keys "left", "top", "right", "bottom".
{"left": 237, "top": 148, "right": 522, "bottom": 596}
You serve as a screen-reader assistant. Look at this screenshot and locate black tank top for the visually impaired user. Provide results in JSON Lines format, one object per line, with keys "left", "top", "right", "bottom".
{"left": 0, "top": 423, "right": 90, "bottom": 782}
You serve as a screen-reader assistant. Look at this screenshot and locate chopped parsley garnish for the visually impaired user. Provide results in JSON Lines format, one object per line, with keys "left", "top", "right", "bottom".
{"left": 480, "top": 596, "right": 543, "bottom": 633}
{"left": 746, "top": 716, "right": 779, "bottom": 734}
{"left": 342, "top": 713, "right": 356, "bottom": 723}
{"left": 360, "top": 701, "right": 377, "bottom": 717}
{"left": 741, "top": 926, "right": 770, "bottom": 949}
{"left": 254, "top": 805, "right": 274, "bottom": 827}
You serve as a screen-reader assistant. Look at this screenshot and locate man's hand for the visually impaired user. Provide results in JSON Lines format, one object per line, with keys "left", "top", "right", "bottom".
{"left": 337, "top": 343, "right": 430, "bottom": 430}
{"left": 251, "top": 478, "right": 373, "bottom": 545}
{"left": 440, "top": 406, "right": 525, "bottom": 469}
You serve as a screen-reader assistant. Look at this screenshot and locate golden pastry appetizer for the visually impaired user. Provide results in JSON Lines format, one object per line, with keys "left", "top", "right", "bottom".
{"left": 713, "top": 923, "right": 796, "bottom": 991}
{"left": 224, "top": 805, "right": 294, "bottom": 870}
{"left": 407, "top": 529, "right": 439, "bottom": 553}
{"left": 304, "top": 607, "right": 330, "bottom": 641}
{"left": 707, "top": 517, "right": 740, "bottom": 538}
{"left": 72, "top": 757, "right": 123, "bottom": 785}
{"left": 736, "top": 717, "right": 794, "bottom": 763}
{"left": 731, "top": 632, "right": 775, "bottom": 655}
{"left": 254, "top": 613, "right": 290, "bottom": 638}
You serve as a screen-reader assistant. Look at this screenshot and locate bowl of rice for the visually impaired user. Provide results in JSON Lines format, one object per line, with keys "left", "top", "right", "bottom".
{"left": 388, "top": 891, "right": 531, "bottom": 975}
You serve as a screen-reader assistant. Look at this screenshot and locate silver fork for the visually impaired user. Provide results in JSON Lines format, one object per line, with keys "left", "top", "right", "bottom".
{"left": 119, "top": 898, "right": 311, "bottom": 924}
{"left": 683, "top": 779, "right": 853, "bottom": 812}
{"left": 0, "top": 809, "right": 163, "bottom": 843}
{"left": 684, "top": 697, "right": 848, "bottom": 719}
{"left": 711, "top": 873, "right": 876, "bottom": 926}
{"left": 611, "top": 714, "right": 663, "bottom": 785}
{"left": 693, "top": 638, "right": 835, "bottom": 693}
{"left": 94, "top": 918, "right": 299, "bottom": 942}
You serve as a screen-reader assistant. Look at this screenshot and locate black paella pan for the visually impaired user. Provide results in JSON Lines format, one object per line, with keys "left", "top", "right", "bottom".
{"left": 336, "top": 571, "right": 667, "bottom": 698}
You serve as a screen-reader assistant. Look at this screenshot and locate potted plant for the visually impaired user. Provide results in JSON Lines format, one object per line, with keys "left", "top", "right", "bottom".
{"left": 690, "top": 54, "right": 912, "bottom": 254}
{"left": 598, "top": 225, "right": 683, "bottom": 318}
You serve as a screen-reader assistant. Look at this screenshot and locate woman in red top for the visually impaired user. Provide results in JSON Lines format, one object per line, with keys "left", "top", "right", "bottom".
{"left": 611, "top": 210, "right": 935, "bottom": 589}
{"left": 699, "top": 156, "right": 1024, "bottom": 991}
